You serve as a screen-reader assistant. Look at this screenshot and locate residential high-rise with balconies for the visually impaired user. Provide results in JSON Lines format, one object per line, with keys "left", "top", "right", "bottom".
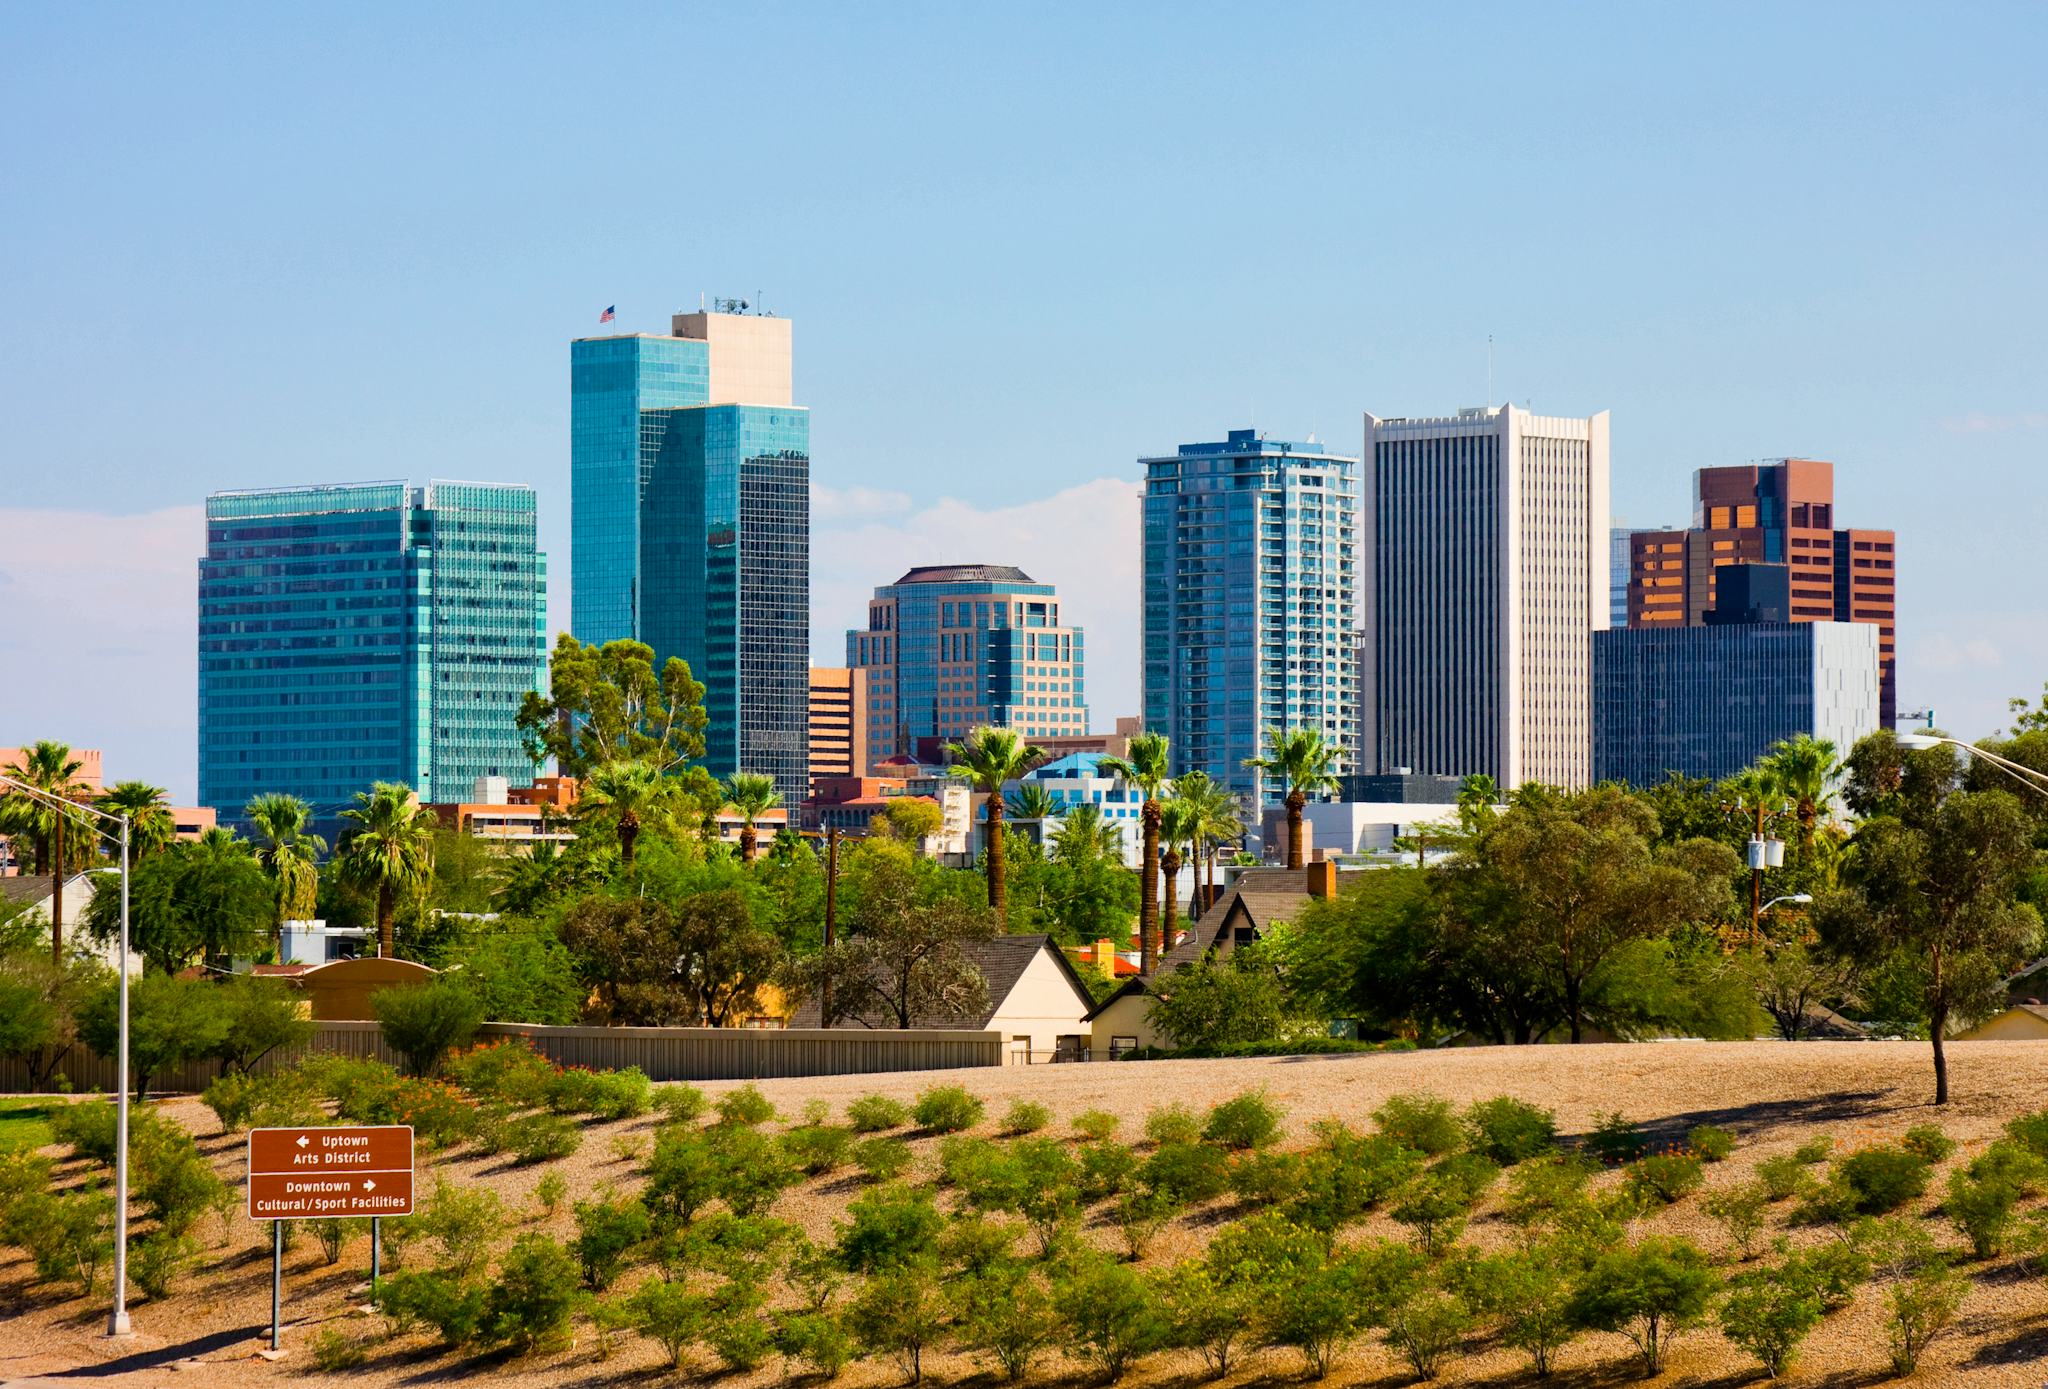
{"left": 198, "top": 481, "right": 547, "bottom": 827}
{"left": 570, "top": 306, "right": 810, "bottom": 803}
{"left": 1361, "top": 406, "right": 1610, "bottom": 790}
{"left": 1623, "top": 459, "right": 1897, "bottom": 723}
{"left": 1141, "top": 429, "right": 1358, "bottom": 804}
{"left": 847, "top": 566, "right": 1087, "bottom": 769}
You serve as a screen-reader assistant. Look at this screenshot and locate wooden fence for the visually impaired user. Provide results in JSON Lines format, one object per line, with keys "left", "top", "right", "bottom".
{"left": 0, "top": 1022, "right": 1005, "bottom": 1094}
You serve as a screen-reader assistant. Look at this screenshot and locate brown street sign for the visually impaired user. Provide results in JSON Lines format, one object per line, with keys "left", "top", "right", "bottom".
{"left": 247, "top": 1125, "right": 415, "bottom": 1220}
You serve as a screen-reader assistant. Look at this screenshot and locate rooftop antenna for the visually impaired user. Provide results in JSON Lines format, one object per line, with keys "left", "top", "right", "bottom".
{"left": 1487, "top": 334, "right": 1494, "bottom": 409}
{"left": 699, "top": 291, "right": 706, "bottom": 312}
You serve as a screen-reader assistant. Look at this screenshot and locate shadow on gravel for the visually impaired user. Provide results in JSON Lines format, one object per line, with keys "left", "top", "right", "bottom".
{"left": 1563, "top": 1088, "right": 1895, "bottom": 1148}
{"left": 1966, "top": 1308, "right": 2048, "bottom": 1366}
{"left": 45, "top": 1324, "right": 263, "bottom": 1377}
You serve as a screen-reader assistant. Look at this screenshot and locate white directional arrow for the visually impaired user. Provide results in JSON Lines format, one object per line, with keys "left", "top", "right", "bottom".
{"left": 362, "top": 1179, "right": 376, "bottom": 1192}
{"left": 296, "top": 1136, "right": 310, "bottom": 1148}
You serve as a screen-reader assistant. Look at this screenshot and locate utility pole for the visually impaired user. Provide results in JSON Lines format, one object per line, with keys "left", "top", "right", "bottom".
{"left": 822, "top": 826, "right": 839, "bottom": 1022}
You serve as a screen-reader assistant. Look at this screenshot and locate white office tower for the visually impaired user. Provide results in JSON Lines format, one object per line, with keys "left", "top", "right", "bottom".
{"left": 1360, "top": 406, "right": 1610, "bottom": 791}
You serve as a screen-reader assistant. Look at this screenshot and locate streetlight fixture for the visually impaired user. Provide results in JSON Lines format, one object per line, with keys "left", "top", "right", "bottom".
{"left": 1896, "top": 732, "right": 2048, "bottom": 800}
{"left": 1762, "top": 893, "right": 1815, "bottom": 915}
{"left": 0, "top": 772, "right": 135, "bottom": 1337}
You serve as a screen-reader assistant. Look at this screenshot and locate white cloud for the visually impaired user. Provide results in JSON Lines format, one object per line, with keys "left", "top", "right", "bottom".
{"left": 1941, "top": 411, "right": 2048, "bottom": 435}
{"left": 811, "top": 482, "right": 913, "bottom": 521}
{"left": 810, "top": 477, "right": 1143, "bottom": 723}
{"left": 0, "top": 505, "right": 201, "bottom": 800}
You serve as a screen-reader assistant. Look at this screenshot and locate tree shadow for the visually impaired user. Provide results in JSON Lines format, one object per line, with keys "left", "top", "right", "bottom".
{"left": 1964, "top": 1307, "right": 2048, "bottom": 1366}
{"left": 43, "top": 1322, "right": 268, "bottom": 1377}
{"left": 1561, "top": 1088, "right": 1895, "bottom": 1148}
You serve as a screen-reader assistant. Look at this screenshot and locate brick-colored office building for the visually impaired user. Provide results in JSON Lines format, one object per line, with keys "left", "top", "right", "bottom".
{"left": 1625, "top": 459, "right": 1897, "bottom": 723}
{"left": 808, "top": 667, "right": 869, "bottom": 793}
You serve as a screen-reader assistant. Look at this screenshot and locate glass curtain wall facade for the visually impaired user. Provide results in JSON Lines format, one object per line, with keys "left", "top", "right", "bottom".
{"left": 1140, "top": 429, "right": 1357, "bottom": 804}
{"left": 199, "top": 481, "right": 546, "bottom": 827}
{"left": 847, "top": 567, "right": 1087, "bottom": 769}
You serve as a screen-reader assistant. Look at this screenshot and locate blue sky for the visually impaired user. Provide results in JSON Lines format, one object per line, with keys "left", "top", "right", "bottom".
{"left": 3, "top": 3, "right": 2045, "bottom": 801}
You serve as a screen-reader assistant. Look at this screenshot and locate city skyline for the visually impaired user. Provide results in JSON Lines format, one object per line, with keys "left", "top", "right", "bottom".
{"left": 6, "top": 6, "right": 2047, "bottom": 799}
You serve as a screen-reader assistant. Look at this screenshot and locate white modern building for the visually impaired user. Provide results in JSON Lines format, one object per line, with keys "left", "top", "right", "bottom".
{"left": 1007, "top": 753, "right": 1146, "bottom": 867}
{"left": 1361, "top": 406, "right": 1610, "bottom": 790}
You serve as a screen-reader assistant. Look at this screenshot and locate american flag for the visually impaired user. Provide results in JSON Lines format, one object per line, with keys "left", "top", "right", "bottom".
{"left": 599, "top": 305, "right": 615, "bottom": 323}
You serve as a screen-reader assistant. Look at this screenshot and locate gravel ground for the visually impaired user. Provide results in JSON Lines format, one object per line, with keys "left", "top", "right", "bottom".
{"left": 4, "top": 1039, "right": 2048, "bottom": 1388}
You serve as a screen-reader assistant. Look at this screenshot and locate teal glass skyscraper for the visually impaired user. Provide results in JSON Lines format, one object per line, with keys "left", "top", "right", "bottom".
{"left": 570, "top": 308, "right": 811, "bottom": 803}
{"left": 198, "top": 481, "right": 547, "bottom": 824}
{"left": 1141, "top": 429, "right": 1358, "bottom": 805}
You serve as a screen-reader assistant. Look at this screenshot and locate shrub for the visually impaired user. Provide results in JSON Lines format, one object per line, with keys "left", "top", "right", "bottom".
{"left": 533, "top": 1170, "right": 567, "bottom": 1220}
{"left": 705, "top": 1286, "right": 776, "bottom": 1371}
{"left": 609, "top": 1132, "right": 647, "bottom": 1165}
{"left": 1383, "top": 1289, "right": 1473, "bottom": 1380}
{"left": 1203, "top": 1090, "right": 1283, "bottom": 1151}
{"left": 387, "top": 1076, "right": 479, "bottom": 1149}
{"left": 711, "top": 1124, "right": 800, "bottom": 1216}
{"left": 1792, "top": 1135, "right": 1834, "bottom": 1164}
{"left": 951, "top": 1264, "right": 1058, "bottom": 1382}
{"left": 1901, "top": 1123, "right": 1956, "bottom": 1165}
{"left": 309, "top": 1325, "right": 369, "bottom": 1372}
{"left": 1073, "top": 1108, "right": 1120, "bottom": 1142}
{"left": 847, "top": 1262, "right": 944, "bottom": 1383}
{"left": 199, "top": 1072, "right": 259, "bottom": 1132}
{"left": 837, "top": 1183, "right": 944, "bottom": 1273}
{"left": 1755, "top": 1154, "right": 1812, "bottom": 1202}
{"left": 1501, "top": 1153, "right": 1596, "bottom": 1226}
{"left": 653, "top": 1083, "right": 709, "bottom": 1124}
{"left": 548, "top": 1065, "right": 651, "bottom": 1120}
{"left": 1463, "top": 1097, "right": 1557, "bottom": 1165}
{"left": 1163, "top": 1262, "right": 1262, "bottom": 1377}
{"left": 1115, "top": 1186, "right": 1183, "bottom": 1259}
{"left": 1719, "top": 1266, "right": 1823, "bottom": 1377}
{"left": 486, "top": 1233, "right": 581, "bottom": 1351}
{"left": 1623, "top": 1151, "right": 1705, "bottom": 1206}
{"left": 444, "top": 1039, "right": 557, "bottom": 1105}
{"left": 1001, "top": 1099, "right": 1052, "bottom": 1136}
{"left": 777, "top": 1309, "right": 852, "bottom": 1378}
{"left": 1374, "top": 1093, "right": 1462, "bottom": 1156}
{"left": 1288, "top": 1128, "right": 1426, "bottom": 1241}
{"left": 854, "top": 1136, "right": 911, "bottom": 1183}
{"left": 1704, "top": 1183, "right": 1771, "bottom": 1259}
{"left": 1966, "top": 1138, "right": 2048, "bottom": 1194}
{"left": 49, "top": 1097, "right": 136, "bottom": 1163}
{"left": 1230, "top": 1150, "right": 1303, "bottom": 1205}
{"left": 1053, "top": 1253, "right": 1170, "bottom": 1382}
{"left": 644, "top": 1129, "right": 723, "bottom": 1225}
{"left": 128, "top": 1229, "right": 199, "bottom": 1299}
{"left": 782, "top": 1124, "right": 855, "bottom": 1176}
{"left": 1816, "top": 1145, "right": 1932, "bottom": 1218}
{"left": 506, "top": 1112, "right": 582, "bottom": 1165}
{"left": 715, "top": 1082, "right": 778, "bottom": 1128}
{"left": 416, "top": 1176, "right": 505, "bottom": 1277}
{"left": 314, "top": 1216, "right": 367, "bottom": 1266}
{"left": 1687, "top": 1124, "right": 1736, "bottom": 1162}
{"left": 1260, "top": 1245, "right": 1393, "bottom": 1380}
{"left": 939, "top": 1212, "right": 1019, "bottom": 1274}
{"left": 912, "top": 1084, "right": 983, "bottom": 1134}
{"left": 1142, "top": 1102, "right": 1202, "bottom": 1147}
{"left": 573, "top": 1191, "right": 650, "bottom": 1289}
{"left": 131, "top": 1123, "right": 231, "bottom": 1237}
{"left": 371, "top": 979, "right": 484, "bottom": 1076}
{"left": 1453, "top": 1249, "right": 1577, "bottom": 1377}
{"left": 846, "top": 1093, "right": 909, "bottom": 1133}
{"left": 1392, "top": 1172, "right": 1481, "bottom": 1257}
{"left": 308, "top": 1053, "right": 402, "bottom": 1121}
{"left": 1946, "top": 1167, "right": 2023, "bottom": 1258}
{"left": 1781, "top": 1240, "right": 1869, "bottom": 1312}
{"left": 381, "top": 1269, "right": 489, "bottom": 1345}
{"left": 1568, "top": 1237, "right": 1716, "bottom": 1376}
{"left": 1582, "top": 1111, "right": 1646, "bottom": 1166}
{"left": 1079, "top": 1140, "right": 1139, "bottom": 1200}
{"left": 1885, "top": 1264, "right": 1965, "bottom": 1375}
{"left": 628, "top": 1275, "right": 706, "bottom": 1368}
{"left": 12, "top": 1187, "right": 114, "bottom": 1293}
{"left": 1140, "top": 1141, "right": 1230, "bottom": 1205}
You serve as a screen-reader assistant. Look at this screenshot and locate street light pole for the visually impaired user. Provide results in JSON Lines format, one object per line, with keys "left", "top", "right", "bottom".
{"left": 1897, "top": 732, "right": 2048, "bottom": 800}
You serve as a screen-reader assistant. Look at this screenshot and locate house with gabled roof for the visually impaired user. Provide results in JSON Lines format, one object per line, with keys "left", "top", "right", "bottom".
{"left": 786, "top": 932, "right": 1097, "bottom": 1063}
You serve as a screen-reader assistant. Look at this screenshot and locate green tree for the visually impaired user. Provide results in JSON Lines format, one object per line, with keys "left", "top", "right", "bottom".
{"left": 1243, "top": 726, "right": 1343, "bottom": 871}
{"left": 1050, "top": 802, "right": 1124, "bottom": 865}
{"left": 800, "top": 840, "right": 998, "bottom": 1028}
{"left": 83, "top": 835, "right": 272, "bottom": 974}
{"left": 673, "top": 887, "right": 786, "bottom": 1026}
{"left": 516, "top": 633, "right": 709, "bottom": 777}
{"left": 1099, "top": 731, "right": 1171, "bottom": 972}
{"left": 99, "top": 782, "right": 174, "bottom": 860}
{"left": 371, "top": 978, "right": 484, "bottom": 1075}
{"left": 337, "top": 782, "right": 436, "bottom": 958}
{"left": 579, "top": 759, "right": 672, "bottom": 870}
{"left": 1, "top": 741, "right": 95, "bottom": 964}
{"left": 1761, "top": 733, "right": 1843, "bottom": 855}
{"left": 1172, "top": 771, "right": 1241, "bottom": 918}
{"left": 443, "top": 919, "right": 583, "bottom": 1025}
{"left": 210, "top": 972, "right": 315, "bottom": 1073}
{"left": 1817, "top": 788, "right": 2041, "bottom": 1104}
{"left": 723, "top": 771, "right": 782, "bottom": 866}
{"left": 1568, "top": 1236, "right": 1716, "bottom": 1376}
{"left": 946, "top": 726, "right": 1047, "bottom": 914}
{"left": 1006, "top": 783, "right": 1059, "bottom": 821}
{"left": 245, "top": 792, "right": 326, "bottom": 959}
{"left": 873, "top": 796, "right": 944, "bottom": 850}
{"left": 78, "top": 973, "right": 228, "bottom": 1096}
{"left": 1147, "top": 941, "right": 1295, "bottom": 1051}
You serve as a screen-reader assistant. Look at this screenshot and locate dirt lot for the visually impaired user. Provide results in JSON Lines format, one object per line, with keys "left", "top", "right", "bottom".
{"left": 5, "top": 1040, "right": 2048, "bottom": 1388}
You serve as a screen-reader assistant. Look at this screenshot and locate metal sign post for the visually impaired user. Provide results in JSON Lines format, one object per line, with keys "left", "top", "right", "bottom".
{"left": 248, "top": 1125, "right": 415, "bottom": 1351}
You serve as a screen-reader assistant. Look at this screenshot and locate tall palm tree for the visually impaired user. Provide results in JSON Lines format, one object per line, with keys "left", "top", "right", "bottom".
{"left": 1243, "top": 726, "right": 1344, "bottom": 871}
{"left": 1171, "top": 770, "right": 1241, "bottom": 918}
{"left": 247, "top": 792, "right": 326, "bottom": 957}
{"left": 1761, "top": 734, "right": 1842, "bottom": 854}
{"left": 580, "top": 759, "right": 670, "bottom": 869}
{"left": 945, "top": 726, "right": 1047, "bottom": 913}
{"left": 724, "top": 771, "right": 782, "bottom": 865}
{"left": 1005, "top": 783, "right": 1060, "bottom": 822}
{"left": 337, "top": 782, "right": 436, "bottom": 959}
{"left": 1099, "top": 731, "right": 1172, "bottom": 973}
{"left": 1456, "top": 773, "right": 1501, "bottom": 833}
{"left": 1050, "top": 801, "right": 1124, "bottom": 867}
{"left": 1, "top": 741, "right": 93, "bottom": 964}
{"left": 100, "top": 781, "right": 175, "bottom": 859}
{"left": 1157, "top": 799, "right": 1200, "bottom": 957}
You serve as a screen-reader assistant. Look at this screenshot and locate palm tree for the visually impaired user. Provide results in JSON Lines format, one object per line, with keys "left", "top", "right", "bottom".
{"left": 1, "top": 741, "right": 92, "bottom": 964}
{"left": 1099, "top": 731, "right": 1172, "bottom": 973}
{"left": 1243, "top": 726, "right": 1344, "bottom": 871}
{"left": 945, "top": 727, "right": 1047, "bottom": 913}
{"left": 1171, "top": 771, "right": 1241, "bottom": 918}
{"left": 1049, "top": 802, "right": 1123, "bottom": 867}
{"left": 1157, "top": 799, "right": 1200, "bottom": 957}
{"left": 246, "top": 792, "right": 326, "bottom": 957}
{"left": 100, "top": 781, "right": 175, "bottom": 859}
{"left": 337, "top": 782, "right": 436, "bottom": 959}
{"left": 580, "top": 759, "right": 670, "bottom": 869}
{"left": 724, "top": 771, "right": 782, "bottom": 865}
{"left": 1761, "top": 734, "right": 1842, "bottom": 854}
{"left": 1456, "top": 773, "right": 1501, "bottom": 832}
{"left": 1006, "top": 783, "right": 1060, "bottom": 822}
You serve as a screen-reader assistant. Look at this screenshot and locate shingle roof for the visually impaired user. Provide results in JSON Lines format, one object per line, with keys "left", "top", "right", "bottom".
{"left": 787, "top": 933, "right": 1092, "bottom": 1030}
{"left": 1155, "top": 867, "right": 1317, "bottom": 973}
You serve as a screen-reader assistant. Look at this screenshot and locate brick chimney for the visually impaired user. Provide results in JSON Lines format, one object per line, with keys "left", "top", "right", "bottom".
{"left": 1306, "top": 861, "right": 1337, "bottom": 899}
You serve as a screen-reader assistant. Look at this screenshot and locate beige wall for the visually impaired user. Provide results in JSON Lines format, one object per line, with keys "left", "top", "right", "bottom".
{"left": 1959, "top": 1010, "right": 2048, "bottom": 1041}
{"left": 671, "top": 311, "right": 793, "bottom": 406}
{"left": 1089, "top": 989, "right": 1170, "bottom": 1059}
{"left": 988, "top": 949, "right": 1092, "bottom": 1062}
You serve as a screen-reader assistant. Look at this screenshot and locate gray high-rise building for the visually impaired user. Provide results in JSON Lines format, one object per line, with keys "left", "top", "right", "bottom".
{"left": 1141, "top": 428, "right": 1358, "bottom": 804}
{"left": 1361, "top": 406, "right": 1610, "bottom": 790}
{"left": 1593, "top": 621, "right": 1880, "bottom": 787}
